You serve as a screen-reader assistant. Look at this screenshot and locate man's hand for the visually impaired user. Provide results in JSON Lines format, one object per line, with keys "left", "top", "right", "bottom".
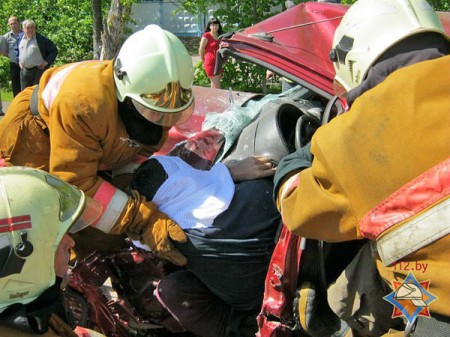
{"left": 121, "top": 191, "right": 188, "bottom": 266}
{"left": 38, "top": 60, "right": 49, "bottom": 69}
{"left": 225, "top": 156, "right": 276, "bottom": 182}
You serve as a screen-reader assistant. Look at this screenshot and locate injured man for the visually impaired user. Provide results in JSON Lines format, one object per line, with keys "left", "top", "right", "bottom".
{"left": 131, "top": 155, "right": 281, "bottom": 317}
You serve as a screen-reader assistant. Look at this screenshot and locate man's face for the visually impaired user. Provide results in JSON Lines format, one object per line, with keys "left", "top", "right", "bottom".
{"left": 54, "top": 234, "right": 75, "bottom": 278}
{"left": 7, "top": 17, "right": 21, "bottom": 34}
{"left": 24, "top": 24, "right": 36, "bottom": 39}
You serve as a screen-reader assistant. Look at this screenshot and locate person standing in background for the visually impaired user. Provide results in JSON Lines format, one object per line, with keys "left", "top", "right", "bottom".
{"left": 199, "top": 17, "right": 224, "bottom": 89}
{"left": 3, "top": 16, "right": 22, "bottom": 97}
{"left": 18, "top": 19, "right": 57, "bottom": 90}
{"left": 0, "top": 35, "right": 8, "bottom": 116}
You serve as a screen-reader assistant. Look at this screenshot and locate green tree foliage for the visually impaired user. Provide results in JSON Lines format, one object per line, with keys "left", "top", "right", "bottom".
{"left": 0, "top": 0, "right": 98, "bottom": 63}
{"left": 180, "top": 0, "right": 288, "bottom": 30}
{"left": 431, "top": 0, "right": 450, "bottom": 11}
{"left": 194, "top": 60, "right": 280, "bottom": 93}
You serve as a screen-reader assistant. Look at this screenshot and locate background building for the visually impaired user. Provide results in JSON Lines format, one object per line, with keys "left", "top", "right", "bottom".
{"left": 130, "top": 0, "right": 217, "bottom": 36}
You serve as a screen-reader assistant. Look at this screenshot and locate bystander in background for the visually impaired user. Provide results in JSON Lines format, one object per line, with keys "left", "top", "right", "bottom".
{"left": 199, "top": 17, "right": 224, "bottom": 89}
{"left": 18, "top": 19, "right": 57, "bottom": 90}
{"left": 3, "top": 16, "right": 22, "bottom": 97}
{"left": 0, "top": 35, "right": 8, "bottom": 116}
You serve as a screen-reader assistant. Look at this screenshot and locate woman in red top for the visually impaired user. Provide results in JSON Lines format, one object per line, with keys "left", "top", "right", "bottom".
{"left": 199, "top": 17, "right": 224, "bottom": 89}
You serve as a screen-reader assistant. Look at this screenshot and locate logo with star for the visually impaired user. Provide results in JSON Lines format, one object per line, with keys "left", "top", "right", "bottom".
{"left": 383, "top": 272, "right": 437, "bottom": 324}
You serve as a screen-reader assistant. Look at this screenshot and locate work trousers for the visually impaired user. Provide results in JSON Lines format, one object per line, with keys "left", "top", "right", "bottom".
{"left": 10, "top": 62, "right": 21, "bottom": 96}
{"left": 20, "top": 67, "right": 44, "bottom": 91}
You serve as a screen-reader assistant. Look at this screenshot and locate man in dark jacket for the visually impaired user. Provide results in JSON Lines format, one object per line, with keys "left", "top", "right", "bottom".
{"left": 18, "top": 19, "right": 57, "bottom": 90}
{"left": 3, "top": 16, "right": 23, "bottom": 97}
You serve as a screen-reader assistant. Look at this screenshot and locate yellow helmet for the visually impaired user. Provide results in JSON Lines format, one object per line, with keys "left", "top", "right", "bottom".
{"left": 114, "top": 24, "right": 195, "bottom": 126}
{"left": 0, "top": 167, "right": 101, "bottom": 312}
{"left": 330, "top": 0, "right": 449, "bottom": 92}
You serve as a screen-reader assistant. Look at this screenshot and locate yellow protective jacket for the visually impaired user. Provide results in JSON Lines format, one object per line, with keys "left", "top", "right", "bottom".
{"left": 277, "top": 55, "right": 450, "bottom": 317}
{"left": 0, "top": 60, "right": 169, "bottom": 243}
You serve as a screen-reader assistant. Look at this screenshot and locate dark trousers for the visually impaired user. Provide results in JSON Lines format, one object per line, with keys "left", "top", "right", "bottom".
{"left": 20, "top": 67, "right": 44, "bottom": 91}
{"left": 157, "top": 270, "right": 257, "bottom": 337}
{"left": 10, "top": 62, "right": 21, "bottom": 97}
{"left": 176, "top": 179, "right": 280, "bottom": 311}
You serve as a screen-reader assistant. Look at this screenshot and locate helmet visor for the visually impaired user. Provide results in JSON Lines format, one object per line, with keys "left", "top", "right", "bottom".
{"left": 132, "top": 98, "right": 195, "bottom": 126}
{"left": 141, "top": 81, "right": 193, "bottom": 112}
{"left": 68, "top": 196, "right": 102, "bottom": 233}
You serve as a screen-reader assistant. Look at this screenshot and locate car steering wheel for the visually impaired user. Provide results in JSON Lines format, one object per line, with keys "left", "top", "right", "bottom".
{"left": 321, "top": 96, "right": 345, "bottom": 125}
{"left": 294, "top": 114, "right": 321, "bottom": 150}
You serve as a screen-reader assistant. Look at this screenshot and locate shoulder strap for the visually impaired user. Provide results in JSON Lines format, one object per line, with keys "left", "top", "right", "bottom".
{"left": 30, "top": 84, "right": 40, "bottom": 116}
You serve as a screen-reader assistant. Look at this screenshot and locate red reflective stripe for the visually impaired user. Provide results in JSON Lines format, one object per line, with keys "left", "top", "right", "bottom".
{"left": 0, "top": 215, "right": 32, "bottom": 233}
{"left": 92, "top": 181, "right": 117, "bottom": 227}
{"left": 360, "top": 158, "right": 450, "bottom": 240}
{"left": 0, "top": 215, "right": 31, "bottom": 225}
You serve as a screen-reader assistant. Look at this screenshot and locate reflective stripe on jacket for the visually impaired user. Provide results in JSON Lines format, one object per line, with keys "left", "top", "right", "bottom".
{"left": 360, "top": 158, "right": 450, "bottom": 266}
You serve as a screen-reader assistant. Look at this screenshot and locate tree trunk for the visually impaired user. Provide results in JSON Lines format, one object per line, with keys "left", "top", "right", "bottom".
{"left": 92, "top": 0, "right": 103, "bottom": 59}
{"left": 252, "top": 0, "right": 258, "bottom": 25}
{"left": 100, "top": 0, "right": 132, "bottom": 60}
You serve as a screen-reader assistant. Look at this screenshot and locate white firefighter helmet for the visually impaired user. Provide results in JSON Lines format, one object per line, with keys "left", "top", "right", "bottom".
{"left": 114, "top": 24, "right": 195, "bottom": 126}
{"left": 0, "top": 167, "right": 101, "bottom": 312}
{"left": 330, "top": 0, "right": 449, "bottom": 93}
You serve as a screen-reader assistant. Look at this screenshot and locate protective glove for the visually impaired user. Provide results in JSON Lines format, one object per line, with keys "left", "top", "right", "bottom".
{"left": 139, "top": 205, "right": 188, "bottom": 266}
{"left": 117, "top": 190, "right": 188, "bottom": 266}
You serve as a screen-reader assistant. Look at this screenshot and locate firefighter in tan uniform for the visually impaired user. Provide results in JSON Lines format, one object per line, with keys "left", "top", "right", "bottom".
{"left": 274, "top": 0, "right": 450, "bottom": 335}
{"left": 0, "top": 167, "right": 105, "bottom": 336}
{"left": 0, "top": 25, "right": 195, "bottom": 266}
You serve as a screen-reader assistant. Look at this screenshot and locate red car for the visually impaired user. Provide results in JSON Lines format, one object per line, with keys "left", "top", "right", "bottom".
{"left": 204, "top": 3, "right": 450, "bottom": 337}
{"left": 161, "top": 3, "right": 450, "bottom": 336}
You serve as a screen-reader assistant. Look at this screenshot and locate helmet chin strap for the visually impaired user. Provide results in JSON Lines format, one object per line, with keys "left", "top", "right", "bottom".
{"left": 118, "top": 98, "right": 163, "bottom": 146}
